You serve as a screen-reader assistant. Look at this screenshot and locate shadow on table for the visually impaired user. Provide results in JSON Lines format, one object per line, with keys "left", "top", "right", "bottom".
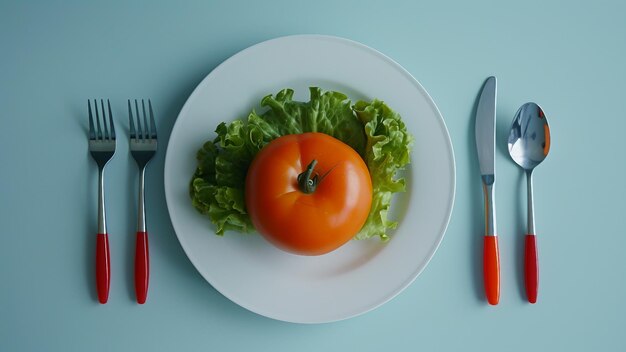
{"left": 467, "top": 88, "right": 484, "bottom": 304}
{"left": 513, "top": 169, "right": 527, "bottom": 301}
{"left": 84, "top": 154, "right": 97, "bottom": 301}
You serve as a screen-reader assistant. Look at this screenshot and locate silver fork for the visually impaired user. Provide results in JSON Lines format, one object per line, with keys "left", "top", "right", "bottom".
{"left": 128, "top": 99, "right": 157, "bottom": 304}
{"left": 88, "top": 99, "right": 116, "bottom": 304}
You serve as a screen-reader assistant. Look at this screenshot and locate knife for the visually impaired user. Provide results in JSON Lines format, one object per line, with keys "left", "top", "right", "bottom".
{"left": 475, "top": 76, "right": 500, "bottom": 305}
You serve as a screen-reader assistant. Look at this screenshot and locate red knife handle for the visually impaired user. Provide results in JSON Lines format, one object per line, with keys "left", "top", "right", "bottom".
{"left": 483, "top": 236, "right": 500, "bottom": 305}
{"left": 96, "top": 233, "right": 110, "bottom": 304}
{"left": 135, "top": 231, "right": 149, "bottom": 304}
{"left": 525, "top": 234, "right": 538, "bottom": 303}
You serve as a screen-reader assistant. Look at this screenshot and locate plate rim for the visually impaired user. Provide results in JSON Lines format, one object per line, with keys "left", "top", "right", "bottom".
{"left": 164, "top": 34, "right": 456, "bottom": 323}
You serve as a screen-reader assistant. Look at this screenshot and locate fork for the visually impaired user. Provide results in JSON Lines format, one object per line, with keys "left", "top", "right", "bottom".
{"left": 128, "top": 99, "right": 157, "bottom": 304}
{"left": 88, "top": 99, "right": 116, "bottom": 304}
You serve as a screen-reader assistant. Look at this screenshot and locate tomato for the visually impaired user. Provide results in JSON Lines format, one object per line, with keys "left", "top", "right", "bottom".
{"left": 245, "top": 132, "right": 372, "bottom": 256}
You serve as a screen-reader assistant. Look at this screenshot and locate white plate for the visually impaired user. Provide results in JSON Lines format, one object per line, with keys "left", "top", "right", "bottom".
{"left": 164, "top": 35, "right": 455, "bottom": 323}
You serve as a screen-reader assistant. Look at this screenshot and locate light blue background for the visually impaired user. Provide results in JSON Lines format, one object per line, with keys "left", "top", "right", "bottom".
{"left": 2, "top": 0, "right": 625, "bottom": 351}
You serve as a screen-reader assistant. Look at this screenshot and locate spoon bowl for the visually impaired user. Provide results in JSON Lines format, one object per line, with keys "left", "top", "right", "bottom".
{"left": 508, "top": 103, "right": 550, "bottom": 170}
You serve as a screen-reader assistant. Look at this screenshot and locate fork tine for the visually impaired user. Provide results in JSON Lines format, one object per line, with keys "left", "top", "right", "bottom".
{"left": 142, "top": 100, "right": 149, "bottom": 140}
{"left": 128, "top": 100, "right": 136, "bottom": 139}
{"left": 135, "top": 100, "right": 143, "bottom": 140}
{"left": 101, "top": 99, "right": 109, "bottom": 140}
{"left": 107, "top": 99, "right": 115, "bottom": 140}
{"left": 88, "top": 100, "right": 96, "bottom": 140}
{"left": 148, "top": 99, "right": 157, "bottom": 139}
{"left": 94, "top": 99, "right": 103, "bottom": 140}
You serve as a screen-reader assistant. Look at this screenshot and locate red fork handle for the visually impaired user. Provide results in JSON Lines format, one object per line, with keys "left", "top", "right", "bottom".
{"left": 135, "top": 231, "right": 149, "bottom": 304}
{"left": 525, "top": 234, "right": 538, "bottom": 303}
{"left": 483, "top": 236, "right": 500, "bottom": 305}
{"left": 96, "top": 233, "right": 110, "bottom": 304}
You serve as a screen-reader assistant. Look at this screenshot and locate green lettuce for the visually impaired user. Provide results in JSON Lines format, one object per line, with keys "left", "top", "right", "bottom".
{"left": 190, "top": 87, "right": 412, "bottom": 240}
{"left": 353, "top": 100, "right": 413, "bottom": 240}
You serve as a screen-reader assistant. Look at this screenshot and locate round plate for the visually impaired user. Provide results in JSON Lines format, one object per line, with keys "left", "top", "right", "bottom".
{"left": 164, "top": 35, "right": 455, "bottom": 323}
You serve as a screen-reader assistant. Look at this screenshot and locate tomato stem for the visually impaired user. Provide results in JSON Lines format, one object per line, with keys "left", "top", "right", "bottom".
{"left": 297, "top": 159, "right": 319, "bottom": 194}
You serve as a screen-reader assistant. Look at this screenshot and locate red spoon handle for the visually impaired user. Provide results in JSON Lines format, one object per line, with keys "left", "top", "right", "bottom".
{"left": 483, "top": 236, "right": 500, "bottom": 305}
{"left": 135, "top": 231, "right": 149, "bottom": 304}
{"left": 96, "top": 233, "right": 110, "bottom": 304}
{"left": 525, "top": 234, "right": 538, "bottom": 303}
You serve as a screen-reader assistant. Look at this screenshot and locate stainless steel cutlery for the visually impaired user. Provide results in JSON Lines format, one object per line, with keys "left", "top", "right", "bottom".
{"left": 475, "top": 77, "right": 500, "bottom": 306}
{"left": 508, "top": 103, "right": 551, "bottom": 304}
{"left": 87, "top": 99, "right": 157, "bottom": 304}
{"left": 474, "top": 77, "right": 551, "bottom": 305}
{"left": 88, "top": 99, "right": 116, "bottom": 304}
{"left": 128, "top": 99, "right": 158, "bottom": 304}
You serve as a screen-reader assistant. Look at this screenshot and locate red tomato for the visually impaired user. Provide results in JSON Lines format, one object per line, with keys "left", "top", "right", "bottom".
{"left": 245, "top": 132, "right": 372, "bottom": 255}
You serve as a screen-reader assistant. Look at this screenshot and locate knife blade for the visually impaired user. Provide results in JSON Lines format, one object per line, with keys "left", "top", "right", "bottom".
{"left": 476, "top": 77, "right": 496, "bottom": 176}
{"left": 475, "top": 76, "right": 500, "bottom": 305}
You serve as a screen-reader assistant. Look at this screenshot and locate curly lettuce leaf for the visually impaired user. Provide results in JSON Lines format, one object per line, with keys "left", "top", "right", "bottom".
{"left": 189, "top": 87, "right": 412, "bottom": 240}
{"left": 190, "top": 141, "right": 254, "bottom": 235}
{"left": 352, "top": 99, "right": 413, "bottom": 240}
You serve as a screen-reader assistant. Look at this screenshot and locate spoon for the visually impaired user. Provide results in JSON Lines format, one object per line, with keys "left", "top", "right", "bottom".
{"left": 508, "top": 102, "right": 551, "bottom": 304}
